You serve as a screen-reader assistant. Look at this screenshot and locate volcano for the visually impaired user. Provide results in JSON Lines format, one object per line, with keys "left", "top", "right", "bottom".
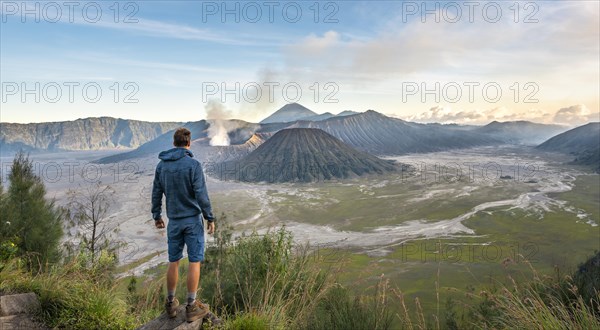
{"left": 214, "top": 128, "right": 399, "bottom": 183}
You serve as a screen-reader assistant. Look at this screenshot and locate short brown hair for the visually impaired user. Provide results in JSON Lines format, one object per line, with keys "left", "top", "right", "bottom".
{"left": 173, "top": 128, "right": 191, "bottom": 147}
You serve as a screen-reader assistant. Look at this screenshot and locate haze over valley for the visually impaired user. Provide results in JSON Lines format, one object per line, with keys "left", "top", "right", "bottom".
{"left": 2, "top": 104, "right": 598, "bottom": 286}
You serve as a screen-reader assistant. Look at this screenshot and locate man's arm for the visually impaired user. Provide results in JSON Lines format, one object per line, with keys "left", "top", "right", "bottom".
{"left": 151, "top": 164, "right": 164, "bottom": 221}
{"left": 192, "top": 162, "right": 215, "bottom": 222}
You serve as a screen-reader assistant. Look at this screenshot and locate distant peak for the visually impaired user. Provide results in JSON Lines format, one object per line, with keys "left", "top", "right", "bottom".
{"left": 337, "top": 110, "right": 359, "bottom": 117}
{"left": 281, "top": 102, "right": 302, "bottom": 107}
{"left": 280, "top": 102, "right": 310, "bottom": 110}
{"left": 259, "top": 103, "right": 317, "bottom": 124}
{"left": 363, "top": 110, "right": 387, "bottom": 117}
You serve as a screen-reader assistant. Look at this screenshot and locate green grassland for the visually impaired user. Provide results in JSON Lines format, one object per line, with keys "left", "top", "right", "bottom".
{"left": 309, "top": 174, "right": 600, "bottom": 321}
{"left": 261, "top": 173, "right": 533, "bottom": 231}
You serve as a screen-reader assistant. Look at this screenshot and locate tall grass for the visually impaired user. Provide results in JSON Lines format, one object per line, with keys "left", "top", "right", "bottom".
{"left": 442, "top": 255, "right": 600, "bottom": 330}
{"left": 2, "top": 228, "right": 598, "bottom": 330}
{"left": 202, "top": 226, "right": 344, "bottom": 328}
{"left": 0, "top": 251, "right": 137, "bottom": 329}
{"left": 301, "top": 279, "right": 393, "bottom": 330}
{"left": 487, "top": 278, "right": 600, "bottom": 329}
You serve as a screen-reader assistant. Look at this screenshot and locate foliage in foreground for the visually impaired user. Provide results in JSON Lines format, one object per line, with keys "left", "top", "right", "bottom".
{"left": 443, "top": 252, "right": 600, "bottom": 330}
{"left": 0, "top": 250, "right": 134, "bottom": 329}
{"left": 1, "top": 220, "right": 599, "bottom": 329}
{"left": 0, "top": 151, "right": 63, "bottom": 267}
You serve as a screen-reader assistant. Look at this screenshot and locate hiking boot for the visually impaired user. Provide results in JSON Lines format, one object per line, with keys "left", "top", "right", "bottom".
{"left": 186, "top": 300, "right": 209, "bottom": 323}
{"left": 165, "top": 298, "right": 179, "bottom": 318}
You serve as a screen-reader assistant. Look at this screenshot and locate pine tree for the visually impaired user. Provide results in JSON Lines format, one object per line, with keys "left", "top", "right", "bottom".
{"left": 2, "top": 151, "right": 63, "bottom": 266}
{"left": 0, "top": 178, "right": 5, "bottom": 227}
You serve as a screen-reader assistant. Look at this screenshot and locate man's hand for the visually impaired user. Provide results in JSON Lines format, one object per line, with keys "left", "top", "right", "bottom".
{"left": 155, "top": 218, "right": 165, "bottom": 229}
{"left": 207, "top": 221, "right": 215, "bottom": 235}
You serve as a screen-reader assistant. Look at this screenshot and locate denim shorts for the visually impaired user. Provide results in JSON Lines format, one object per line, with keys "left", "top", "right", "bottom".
{"left": 167, "top": 214, "right": 205, "bottom": 262}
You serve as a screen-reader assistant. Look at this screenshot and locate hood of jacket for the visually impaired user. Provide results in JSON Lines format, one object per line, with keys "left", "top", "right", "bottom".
{"left": 158, "top": 148, "right": 194, "bottom": 161}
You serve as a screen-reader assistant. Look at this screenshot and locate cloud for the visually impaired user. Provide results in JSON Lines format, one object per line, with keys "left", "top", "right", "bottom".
{"left": 93, "top": 18, "right": 228, "bottom": 43}
{"left": 285, "top": 25, "right": 450, "bottom": 82}
{"left": 553, "top": 105, "right": 600, "bottom": 126}
{"left": 283, "top": 2, "right": 599, "bottom": 84}
{"left": 407, "top": 106, "right": 485, "bottom": 124}
{"left": 292, "top": 31, "right": 341, "bottom": 56}
{"left": 407, "top": 105, "right": 598, "bottom": 126}
{"left": 77, "top": 17, "right": 288, "bottom": 46}
{"left": 1, "top": 2, "right": 238, "bottom": 44}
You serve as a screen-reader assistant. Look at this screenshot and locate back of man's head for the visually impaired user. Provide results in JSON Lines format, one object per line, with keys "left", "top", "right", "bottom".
{"left": 173, "top": 128, "right": 191, "bottom": 147}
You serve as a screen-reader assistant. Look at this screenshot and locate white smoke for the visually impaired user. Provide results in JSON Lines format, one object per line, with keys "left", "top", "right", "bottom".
{"left": 205, "top": 100, "right": 232, "bottom": 146}
{"left": 205, "top": 100, "right": 251, "bottom": 146}
{"left": 209, "top": 124, "right": 230, "bottom": 146}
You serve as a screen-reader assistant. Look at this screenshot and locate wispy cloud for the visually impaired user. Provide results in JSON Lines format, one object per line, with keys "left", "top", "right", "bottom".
{"left": 406, "top": 104, "right": 598, "bottom": 127}
{"left": 77, "top": 17, "right": 248, "bottom": 45}
{"left": 67, "top": 52, "right": 234, "bottom": 74}
{"left": 3, "top": 2, "right": 286, "bottom": 46}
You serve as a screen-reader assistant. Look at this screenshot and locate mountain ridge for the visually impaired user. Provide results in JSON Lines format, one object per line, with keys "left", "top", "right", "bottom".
{"left": 537, "top": 122, "right": 600, "bottom": 172}
{"left": 5, "top": 105, "right": 594, "bottom": 167}
{"left": 283, "top": 110, "right": 502, "bottom": 155}
{"left": 477, "top": 120, "right": 568, "bottom": 145}
{"left": 0, "top": 117, "right": 182, "bottom": 154}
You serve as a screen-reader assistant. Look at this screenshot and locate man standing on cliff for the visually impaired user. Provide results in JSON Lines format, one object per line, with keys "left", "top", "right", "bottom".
{"left": 151, "top": 127, "right": 216, "bottom": 323}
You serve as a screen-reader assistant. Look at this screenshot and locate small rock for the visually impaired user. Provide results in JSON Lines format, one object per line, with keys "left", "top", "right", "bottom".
{"left": 0, "top": 293, "right": 41, "bottom": 317}
{"left": 0, "top": 314, "right": 48, "bottom": 329}
{"left": 137, "top": 305, "right": 222, "bottom": 330}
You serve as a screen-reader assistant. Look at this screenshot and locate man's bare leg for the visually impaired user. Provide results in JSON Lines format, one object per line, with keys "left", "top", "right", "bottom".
{"left": 187, "top": 262, "right": 200, "bottom": 304}
{"left": 167, "top": 260, "right": 180, "bottom": 299}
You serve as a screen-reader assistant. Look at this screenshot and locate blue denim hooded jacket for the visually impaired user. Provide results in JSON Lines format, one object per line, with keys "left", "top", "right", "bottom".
{"left": 151, "top": 147, "right": 215, "bottom": 222}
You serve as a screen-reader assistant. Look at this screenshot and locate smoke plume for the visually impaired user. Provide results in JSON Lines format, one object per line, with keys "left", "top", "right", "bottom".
{"left": 205, "top": 100, "right": 232, "bottom": 146}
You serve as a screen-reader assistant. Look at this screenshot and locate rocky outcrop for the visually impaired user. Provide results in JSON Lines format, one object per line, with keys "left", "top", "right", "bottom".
{"left": 0, "top": 293, "right": 48, "bottom": 329}
{"left": 137, "top": 305, "right": 222, "bottom": 330}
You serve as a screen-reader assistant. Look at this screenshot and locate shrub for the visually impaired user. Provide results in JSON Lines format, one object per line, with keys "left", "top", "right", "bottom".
{"left": 0, "top": 255, "right": 137, "bottom": 329}
{"left": 201, "top": 221, "right": 330, "bottom": 327}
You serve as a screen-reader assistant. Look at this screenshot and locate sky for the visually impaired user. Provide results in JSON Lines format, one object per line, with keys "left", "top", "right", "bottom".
{"left": 1, "top": 0, "right": 599, "bottom": 126}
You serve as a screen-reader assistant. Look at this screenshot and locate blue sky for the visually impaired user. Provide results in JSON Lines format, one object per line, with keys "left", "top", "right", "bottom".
{"left": 1, "top": 1, "right": 598, "bottom": 126}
